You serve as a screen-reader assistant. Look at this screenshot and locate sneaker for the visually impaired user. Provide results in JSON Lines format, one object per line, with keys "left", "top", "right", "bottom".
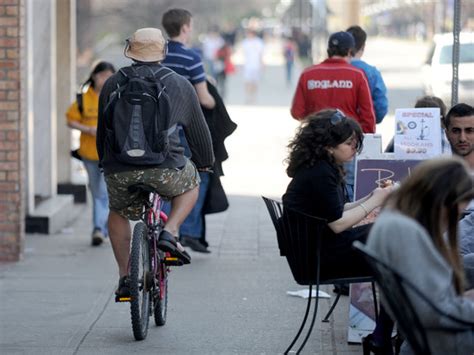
{"left": 180, "top": 235, "right": 211, "bottom": 253}
{"left": 115, "top": 276, "right": 130, "bottom": 298}
{"left": 91, "top": 228, "right": 104, "bottom": 246}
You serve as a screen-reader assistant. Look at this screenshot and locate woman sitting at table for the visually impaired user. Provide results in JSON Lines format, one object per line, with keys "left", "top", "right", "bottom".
{"left": 282, "top": 109, "right": 393, "bottom": 279}
{"left": 366, "top": 157, "right": 474, "bottom": 355}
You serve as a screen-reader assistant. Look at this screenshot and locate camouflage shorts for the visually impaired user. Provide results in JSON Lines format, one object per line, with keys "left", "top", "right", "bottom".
{"left": 105, "top": 159, "right": 200, "bottom": 220}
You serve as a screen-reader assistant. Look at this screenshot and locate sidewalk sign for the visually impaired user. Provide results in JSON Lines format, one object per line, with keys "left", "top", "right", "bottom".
{"left": 394, "top": 108, "right": 442, "bottom": 159}
{"left": 348, "top": 158, "right": 421, "bottom": 343}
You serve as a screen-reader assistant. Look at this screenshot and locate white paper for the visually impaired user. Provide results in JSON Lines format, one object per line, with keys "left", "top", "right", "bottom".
{"left": 394, "top": 108, "right": 442, "bottom": 159}
{"left": 286, "top": 289, "right": 331, "bottom": 299}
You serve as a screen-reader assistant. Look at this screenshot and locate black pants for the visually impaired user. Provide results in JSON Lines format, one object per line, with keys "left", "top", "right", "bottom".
{"left": 320, "top": 224, "right": 373, "bottom": 280}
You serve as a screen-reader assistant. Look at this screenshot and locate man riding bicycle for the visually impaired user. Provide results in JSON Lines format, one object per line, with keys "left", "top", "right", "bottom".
{"left": 97, "top": 28, "right": 214, "bottom": 298}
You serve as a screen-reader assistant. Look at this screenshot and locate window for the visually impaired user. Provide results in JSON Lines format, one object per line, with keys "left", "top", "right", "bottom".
{"left": 439, "top": 43, "right": 474, "bottom": 64}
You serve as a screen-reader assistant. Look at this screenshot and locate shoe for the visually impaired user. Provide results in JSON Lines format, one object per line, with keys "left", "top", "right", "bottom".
{"left": 333, "top": 283, "right": 350, "bottom": 296}
{"left": 91, "top": 228, "right": 104, "bottom": 246}
{"left": 180, "top": 235, "right": 211, "bottom": 253}
{"left": 115, "top": 276, "right": 130, "bottom": 298}
{"left": 393, "top": 333, "right": 404, "bottom": 355}
{"left": 362, "top": 334, "right": 394, "bottom": 355}
{"left": 157, "top": 230, "right": 191, "bottom": 264}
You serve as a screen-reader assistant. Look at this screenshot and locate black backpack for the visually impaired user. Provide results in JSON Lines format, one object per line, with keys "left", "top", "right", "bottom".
{"left": 103, "top": 65, "right": 176, "bottom": 165}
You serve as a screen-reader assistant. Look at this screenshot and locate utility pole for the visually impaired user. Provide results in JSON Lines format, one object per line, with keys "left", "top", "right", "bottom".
{"left": 451, "top": 0, "right": 461, "bottom": 106}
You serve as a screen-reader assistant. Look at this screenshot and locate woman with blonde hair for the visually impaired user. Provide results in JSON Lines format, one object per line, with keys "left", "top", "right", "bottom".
{"left": 366, "top": 157, "right": 474, "bottom": 354}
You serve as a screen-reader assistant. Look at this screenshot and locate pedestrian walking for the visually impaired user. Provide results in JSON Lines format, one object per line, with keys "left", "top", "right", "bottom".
{"left": 283, "top": 37, "right": 296, "bottom": 85}
{"left": 66, "top": 61, "right": 115, "bottom": 246}
{"left": 241, "top": 29, "right": 265, "bottom": 104}
{"left": 346, "top": 25, "right": 388, "bottom": 124}
{"left": 161, "top": 8, "right": 215, "bottom": 253}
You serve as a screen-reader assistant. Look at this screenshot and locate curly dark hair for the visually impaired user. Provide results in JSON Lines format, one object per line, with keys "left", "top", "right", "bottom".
{"left": 286, "top": 109, "right": 364, "bottom": 178}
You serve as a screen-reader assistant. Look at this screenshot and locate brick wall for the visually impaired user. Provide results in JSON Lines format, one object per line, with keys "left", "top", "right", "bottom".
{"left": 0, "top": 0, "right": 24, "bottom": 261}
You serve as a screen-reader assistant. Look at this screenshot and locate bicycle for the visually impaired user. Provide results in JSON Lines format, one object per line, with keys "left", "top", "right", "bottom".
{"left": 115, "top": 183, "right": 182, "bottom": 341}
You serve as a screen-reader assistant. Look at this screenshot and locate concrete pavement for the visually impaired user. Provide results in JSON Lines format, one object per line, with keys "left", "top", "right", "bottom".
{"left": 0, "top": 194, "right": 361, "bottom": 354}
{"left": 0, "top": 36, "right": 428, "bottom": 354}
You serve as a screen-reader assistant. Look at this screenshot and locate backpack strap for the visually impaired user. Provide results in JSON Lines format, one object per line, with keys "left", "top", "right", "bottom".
{"left": 152, "top": 66, "right": 175, "bottom": 81}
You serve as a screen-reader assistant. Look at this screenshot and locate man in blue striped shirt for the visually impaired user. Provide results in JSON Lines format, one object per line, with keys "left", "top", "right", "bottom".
{"left": 162, "top": 8, "right": 215, "bottom": 109}
{"left": 161, "top": 8, "right": 215, "bottom": 254}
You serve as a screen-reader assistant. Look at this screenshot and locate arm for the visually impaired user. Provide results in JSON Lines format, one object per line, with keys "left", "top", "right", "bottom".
{"left": 357, "top": 74, "right": 376, "bottom": 133}
{"left": 67, "top": 120, "right": 96, "bottom": 136}
{"left": 372, "top": 70, "right": 388, "bottom": 124}
{"left": 66, "top": 101, "right": 96, "bottom": 135}
{"left": 328, "top": 187, "right": 391, "bottom": 234}
{"left": 459, "top": 212, "right": 474, "bottom": 256}
{"left": 176, "top": 80, "right": 215, "bottom": 168}
{"left": 343, "top": 193, "right": 373, "bottom": 210}
{"left": 194, "top": 81, "right": 216, "bottom": 109}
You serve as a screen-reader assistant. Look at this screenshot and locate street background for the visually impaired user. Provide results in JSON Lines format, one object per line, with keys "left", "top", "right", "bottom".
{"left": 0, "top": 35, "right": 429, "bottom": 354}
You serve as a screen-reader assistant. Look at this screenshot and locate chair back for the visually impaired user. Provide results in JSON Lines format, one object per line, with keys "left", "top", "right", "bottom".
{"left": 262, "top": 197, "right": 328, "bottom": 285}
{"left": 353, "top": 241, "right": 432, "bottom": 355}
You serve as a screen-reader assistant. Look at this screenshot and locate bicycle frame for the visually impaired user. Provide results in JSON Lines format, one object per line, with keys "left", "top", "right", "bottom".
{"left": 142, "top": 192, "right": 169, "bottom": 294}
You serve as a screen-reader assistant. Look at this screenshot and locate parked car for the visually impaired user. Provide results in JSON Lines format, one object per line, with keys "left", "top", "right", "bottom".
{"left": 422, "top": 32, "right": 474, "bottom": 105}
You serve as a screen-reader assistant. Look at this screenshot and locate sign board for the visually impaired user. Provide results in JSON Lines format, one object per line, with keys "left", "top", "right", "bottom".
{"left": 348, "top": 159, "right": 421, "bottom": 343}
{"left": 354, "top": 159, "right": 421, "bottom": 200}
{"left": 394, "top": 108, "right": 442, "bottom": 159}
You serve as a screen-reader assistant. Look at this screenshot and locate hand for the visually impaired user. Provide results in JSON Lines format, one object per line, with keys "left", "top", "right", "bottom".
{"left": 198, "top": 166, "right": 213, "bottom": 173}
{"left": 464, "top": 289, "right": 474, "bottom": 301}
{"left": 87, "top": 127, "right": 97, "bottom": 136}
{"left": 371, "top": 186, "right": 393, "bottom": 206}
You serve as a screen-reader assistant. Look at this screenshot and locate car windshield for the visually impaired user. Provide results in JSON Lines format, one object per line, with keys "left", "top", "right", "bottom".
{"left": 439, "top": 43, "right": 474, "bottom": 64}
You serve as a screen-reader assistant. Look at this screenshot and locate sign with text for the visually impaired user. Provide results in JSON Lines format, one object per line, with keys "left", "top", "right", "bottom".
{"left": 394, "top": 108, "right": 442, "bottom": 159}
{"left": 354, "top": 159, "right": 421, "bottom": 200}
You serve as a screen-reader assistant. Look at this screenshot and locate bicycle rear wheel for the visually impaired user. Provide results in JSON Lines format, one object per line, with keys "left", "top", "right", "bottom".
{"left": 129, "top": 222, "right": 151, "bottom": 340}
{"left": 154, "top": 258, "right": 168, "bottom": 326}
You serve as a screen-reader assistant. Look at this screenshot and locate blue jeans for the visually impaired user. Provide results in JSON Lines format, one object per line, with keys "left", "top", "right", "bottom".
{"left": 82, "top": 159, "right": 109, "bottom": 235}
{"left": 180, "top": 172, "right": 210, "bottom": 238}
{"left": 162, "top": 171, "right": 210, "bottom": 239}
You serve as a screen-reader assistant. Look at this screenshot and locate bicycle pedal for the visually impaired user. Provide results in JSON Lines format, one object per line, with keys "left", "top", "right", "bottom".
{"left": 164, "top": 256, "right": 184, "bottom": 266}
{"left": 115, "top": 295, "right": 132, "bottom": 303}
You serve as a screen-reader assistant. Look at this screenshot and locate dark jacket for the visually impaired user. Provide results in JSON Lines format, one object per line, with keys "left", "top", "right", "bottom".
{"left": 202, "top": 81, "right": 237, "bottom": 214}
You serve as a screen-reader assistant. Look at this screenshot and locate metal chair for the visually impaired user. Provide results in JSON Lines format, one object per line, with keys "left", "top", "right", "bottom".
{"left": 262, "top": 197, "right": 377, "bottom": 354}
{"left": 353, "top": 241, "right": 474, "bottom": 355}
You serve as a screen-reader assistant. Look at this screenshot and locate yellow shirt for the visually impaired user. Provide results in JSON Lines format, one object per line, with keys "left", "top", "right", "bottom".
{"left": 66, "top": 86, "right": 99, "bottom": 161}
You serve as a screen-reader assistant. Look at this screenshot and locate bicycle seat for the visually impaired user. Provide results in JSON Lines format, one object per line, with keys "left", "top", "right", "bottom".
{"left": 127, "top": 183, "right": 157, "bottom": 194}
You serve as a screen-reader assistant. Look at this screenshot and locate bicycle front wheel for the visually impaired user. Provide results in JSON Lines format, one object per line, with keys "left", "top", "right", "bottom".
{"left": 129, "top": 222, "right": 151, "bottom": 340}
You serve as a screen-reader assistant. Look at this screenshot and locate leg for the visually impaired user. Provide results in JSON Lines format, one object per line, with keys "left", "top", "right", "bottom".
{"left": 83, "top": 159, "right": 109, "bottom": 235}
{"left": 180, "top": 172, "right": 211, "bottom": 253}
{"left": 164, "top": 186, "right": 199, "bottom": 237}
{"left": 180, "top": 172, "right": 210, "bottom": 238}
{"left": 108, "top": 210, "right": 131, "bottom": 277}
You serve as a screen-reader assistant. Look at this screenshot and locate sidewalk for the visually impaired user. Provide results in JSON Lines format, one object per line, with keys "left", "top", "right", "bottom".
{"left": 0, "top": 194, "right": 362, "bottom": 354}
